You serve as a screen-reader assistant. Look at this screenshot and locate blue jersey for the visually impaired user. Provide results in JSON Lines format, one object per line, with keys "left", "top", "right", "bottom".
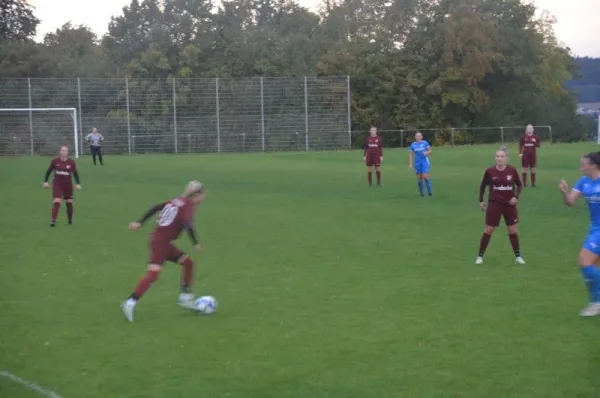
{"left": 410, "top": 141, "right": 431, "bottom": 164}
{"left": 574, "top": 176, "right": 600, "bottom": 233}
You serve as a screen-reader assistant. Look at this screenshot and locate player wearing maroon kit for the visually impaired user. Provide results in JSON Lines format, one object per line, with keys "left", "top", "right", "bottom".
{"left": 363, "top": 126, "right": 383, "bottom": 186}
{"left": 518, "top": 124, "right": 541, "bottom": 187}
{"left": 476, "top": 147, "right": 525, "bottom": 265}
{"left": 121, "top": 181, "right": 207, "bottom": 322}
{"left": 43, "top": 146, "right": 81, "bottom": 227}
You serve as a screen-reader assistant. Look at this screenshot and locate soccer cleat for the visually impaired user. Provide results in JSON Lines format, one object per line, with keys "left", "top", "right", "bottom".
{"left": 475, "top": 256, "right": 484, "bottom": 265}
{"left": 515, "top": 256, "right": 526, "bottom": 265}
{"left": 428, "top": 193, "right": 432, "bottom": 196}
{"left": 68, "top": 221, "right": 72, "bottom": 225}
{"left": 50, "top": 222, "right": 55, "bottom": 227}
{"left": 177, "top": 293, "right": 197, "bottom": 311}
{"left": 121, "top": 300, "right": 135, "bottom": 322}
{"left": 580, "top": 302, "right": 600, "bottom": 317}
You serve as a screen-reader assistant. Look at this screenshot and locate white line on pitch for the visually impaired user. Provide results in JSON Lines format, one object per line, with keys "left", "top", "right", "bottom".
{"left": 0, "top": 370, "right": 63, "bottom": 398}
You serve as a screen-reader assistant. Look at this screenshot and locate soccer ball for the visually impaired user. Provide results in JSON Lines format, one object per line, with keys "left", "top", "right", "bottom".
{"left": 195, "top": 296, "right": 218, "bottom": 315}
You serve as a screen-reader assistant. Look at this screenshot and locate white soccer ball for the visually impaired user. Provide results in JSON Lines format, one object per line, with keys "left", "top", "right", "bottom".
{"left": 195, "top": 296, "right": 218, "bottom": 315}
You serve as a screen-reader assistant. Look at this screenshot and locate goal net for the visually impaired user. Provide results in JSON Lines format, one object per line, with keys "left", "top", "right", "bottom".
{"left": 0, "top": 108, "right": 79, "bottom": 157}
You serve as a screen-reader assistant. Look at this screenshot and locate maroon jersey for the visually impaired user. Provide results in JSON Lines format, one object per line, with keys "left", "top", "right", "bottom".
{"left": 479, "top": 165, "right": 522, "bottom": 204}
{"left": 151, "top": 197, "right": 194, "bottom": 242}
{"left": 45, "top": 157, "right": 78, "bottom": 185}
{"left": 364, "top": 135, "right": 383, "bottom": 156}
{"left": 519, "top": 134, "right": 540, "bottom": 155}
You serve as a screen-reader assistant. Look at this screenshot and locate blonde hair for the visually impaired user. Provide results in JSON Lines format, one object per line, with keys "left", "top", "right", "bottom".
{"left": 497, "top": 145, "right": 508, "bottom": 154}
{"left": 183, "top": 181, "right": 205, "bottom": 197}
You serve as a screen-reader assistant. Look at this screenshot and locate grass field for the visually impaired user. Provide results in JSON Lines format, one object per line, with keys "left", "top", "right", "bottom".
{"left": 1, "top": 143, "right": 599, "bottom": 398}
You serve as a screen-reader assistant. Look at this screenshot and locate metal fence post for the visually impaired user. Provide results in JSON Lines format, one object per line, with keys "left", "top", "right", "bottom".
{"left": 77, "top": 78, "right": 83, "bottom": 155}
{"left": 304, "top": 76, "right": 309, "bottom": 151}
{"left": 451, "top": 128, "right": 455, "bottom": 145}
{"left": 125, "top": 78, "right": 132, "bottom": 154}
{"left": 172, "top": 77, "right": 178, "bottom": 154}
{"left": 216, "top": 78, "right": 221, "bottom": 153}
{"left": 347, "top": 76, "right": 351, "bottom": 149}
{"left": 27, "top": 78, "right": 33, "bottom": 154}
{"left": 260, "top": 77, "right": 265, "bottom": 152}
{"left": 500, "top": 127, "right": 504, "bottom": 143}
{"left": 549, "top": 125, "right": 553, "bottom": 143}
{"left": 400, "top": 129, "right": 404, "bottom": 148}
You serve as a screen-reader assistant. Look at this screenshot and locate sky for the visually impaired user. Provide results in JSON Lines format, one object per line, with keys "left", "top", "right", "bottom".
{"left": 30, "top": 0, "right": 600, "bottom": 57}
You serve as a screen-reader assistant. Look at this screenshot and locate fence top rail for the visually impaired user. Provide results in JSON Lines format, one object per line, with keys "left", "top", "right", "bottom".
{"left": 0, "top": 76, "right": 350, "bottom": 81}
{"left": 351, "top": 125, "right": 552, "bottom": 133}
{"left": 0, "top": 108, "right": 77, "bottom": 112}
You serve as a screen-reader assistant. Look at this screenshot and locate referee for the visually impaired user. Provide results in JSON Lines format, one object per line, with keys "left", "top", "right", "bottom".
{"left": 85, "top": 127, "right": 104, "bottom": 166}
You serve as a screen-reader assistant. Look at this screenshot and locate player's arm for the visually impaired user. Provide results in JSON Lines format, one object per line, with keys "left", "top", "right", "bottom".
{"left": 478, "top": 170, "right": 489, "bottom": 203}
{"left": 424, "top": 145, "right": 432, "bottom": 157}
{"left": 183, "top": 220, "right": 199, "bottom": 246}
{"left": 136, "top": 203, "right": 167, "bottom": 225}
{"left": 363, "top": 139, "right": 368, "bottom": 158}
{"left": 85, "top": 133, "right": 91, "bottom": 143}
{"left": 378, "top": 138, "right": 383, "bottom": 158}
{"left": 43, "top": 160, "right": 54, "bottom": 185}
{"left": 71, "top": 162, "right": 81, "bottom": 185}
{"left": 99, "top": 134, "right": 104, "bottom": 143}
{"left": 535, "top": 135, "right": 541, "bottom": 148}
{"left": 560, "top": 179, "right": 582, "bottom": 207}
{"left": 513, "top": 169, "right": 522, "bottom": 199}
{"left": 518, "top": 136, "right": 524, "bottom": 155}
{"left": 408, "top": 146, "right": 414, "bottom": 167}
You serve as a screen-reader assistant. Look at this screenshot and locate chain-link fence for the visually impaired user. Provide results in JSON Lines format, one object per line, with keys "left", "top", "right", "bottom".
{"left": 0, "top": 77, "right": 351, "bottom": 155}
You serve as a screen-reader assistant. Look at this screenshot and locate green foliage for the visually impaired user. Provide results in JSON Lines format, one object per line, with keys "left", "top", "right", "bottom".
{"left": 0, "top": 0, "right": 590, "bottom": 144}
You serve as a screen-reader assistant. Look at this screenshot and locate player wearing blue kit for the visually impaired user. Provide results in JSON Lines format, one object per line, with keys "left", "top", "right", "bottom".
{"left": 559, "top": 152, "right": 600, "bottom": 316}
{"left": 409, "top": 132, "right": 432, "bottom": 196}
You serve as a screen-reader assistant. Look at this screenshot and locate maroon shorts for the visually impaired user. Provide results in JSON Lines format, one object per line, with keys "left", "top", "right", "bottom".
{"left": 149, "top": 240, "right": 185, "bottom": 266}
{"left": 485, "top": 201, "right": 519, "bottom": 227}
{"left": 521, "top": 153, "right": 536, "bottom": 168}
{"left": 365, "top": 152, "right": 381, "bottom": 167}
{"left": 52, "top": 183, "right": 73, "bottom": 200}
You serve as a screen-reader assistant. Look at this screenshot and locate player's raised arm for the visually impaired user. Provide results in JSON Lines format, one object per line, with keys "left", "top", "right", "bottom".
{"left": 560, "top": 179, "right": 582, "bottom": 207}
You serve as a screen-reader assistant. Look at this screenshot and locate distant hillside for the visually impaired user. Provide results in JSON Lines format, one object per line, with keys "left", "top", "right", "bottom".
{"left": 567, "top": 57, "right": 600, "bottom": 102}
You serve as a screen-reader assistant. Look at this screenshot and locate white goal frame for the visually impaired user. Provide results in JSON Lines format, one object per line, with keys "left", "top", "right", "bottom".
{"left": 0, "top": 107, "right": 79, "bottom": 158}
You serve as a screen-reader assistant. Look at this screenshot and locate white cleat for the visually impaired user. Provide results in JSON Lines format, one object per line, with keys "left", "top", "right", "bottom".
{"left": 475, "top": 256, "right": 483, "bottom": 265}
{"left": 515, "top": 256, "right": 526, "bottom": 265}
{"left": 580, "top": 302, "right": 600, "bottom": 317}
{"left": 177, "top": 293, "right": 197, "bottom": 311}
{"left": 121, "top": 300, "right": 136, "bottom": 322}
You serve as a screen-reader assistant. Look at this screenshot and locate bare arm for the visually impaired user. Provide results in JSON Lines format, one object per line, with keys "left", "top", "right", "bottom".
{"left": 560, "top": 180, "right": 581, "bottom": 207}
{"left": 424, "top": 146, "right": 432, "bottom": 157}
{"left": 518, "top": 137, "right": 524, "bottom": 155}
{"left": 408, "top": 151, "right": 413, "bottom": 166}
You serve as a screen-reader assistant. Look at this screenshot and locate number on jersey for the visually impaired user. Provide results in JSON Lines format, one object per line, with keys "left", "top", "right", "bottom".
{"left": 157, "top": 204, "right": 178, "bottom": 226}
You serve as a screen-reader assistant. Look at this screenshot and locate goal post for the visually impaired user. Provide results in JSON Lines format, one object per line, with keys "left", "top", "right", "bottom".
{"left": 0, "top": 108, "right": 79, "bottom": 158}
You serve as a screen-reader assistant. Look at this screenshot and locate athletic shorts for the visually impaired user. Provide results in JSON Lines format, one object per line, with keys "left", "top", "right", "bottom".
{"left": 414, "top": 159, "right": 430, "bottom": 175}
{"left": 521, "top": 153, "right": 536, "bottom": 168}
{"left": 583, "top": 232, "right": 600, "bottom": 256}
{"left": 485, "top": 201, "right": 519, "bottom": 227}
{"left": 52, "top": 183, "right": 73, "bottom": 200}
{"left": 365, "top": 152, "right": 381, "bottom": 167}
{"left": 149, "top": 240, "right": 185, "bottom": 266}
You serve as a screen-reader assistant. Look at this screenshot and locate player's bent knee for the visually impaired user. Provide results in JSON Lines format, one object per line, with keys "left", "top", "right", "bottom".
{"left": 484, "top": 226, "right": 495, "bottom": 234}
{"left": 579, "top": 249, "right": 598, "bottom": 267}
{"left": 66, "top": 199, "right": 73, "bottom": 203}
{"left": 147, "top": 264, "right": 162, "bottom": 272}
{"left": 53, "top": 198, "right": 62, "bottom": 203}
{"left": 507, "top": 225, "right": 518, "bottom": 234}
{"left": 178, "top": 255, "right": 194, "bottom": 266}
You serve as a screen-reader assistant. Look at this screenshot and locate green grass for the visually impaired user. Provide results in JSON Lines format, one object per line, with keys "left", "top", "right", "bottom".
{"left": 1, "top": 143, "right": 599, "bottom": 398}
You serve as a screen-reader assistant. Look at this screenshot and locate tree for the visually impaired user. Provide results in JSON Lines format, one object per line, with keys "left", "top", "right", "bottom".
{"left": 0, "top": 0, "right": 40, "bottom": 40}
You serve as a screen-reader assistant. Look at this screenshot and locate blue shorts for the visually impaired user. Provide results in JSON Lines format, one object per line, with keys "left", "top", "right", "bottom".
{"left": 414, "top": 159, "right": 430, "bottom": 175}
{"left": 583, "top": 232, "right": 600, "bottom": 256}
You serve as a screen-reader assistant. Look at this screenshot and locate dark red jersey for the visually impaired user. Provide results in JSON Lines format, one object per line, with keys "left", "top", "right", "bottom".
{"left": 45, "top": 157, "right": 78, "bottom": 185}
{"left": 479, "top": 165, "right": 522, "bottom": 204}
{"left": 519, "top": 134, "right": 541, "bottom": 155}
{"left": 151, "top": 197, "right": 194, "bottom": 242}
{"left": 364, "top": 135, "right": 383, "bottom": 156}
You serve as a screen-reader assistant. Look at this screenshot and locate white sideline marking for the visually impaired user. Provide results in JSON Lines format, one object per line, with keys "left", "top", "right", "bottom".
{"left": 0, "top": 370, "right": 62, "bottom": 398}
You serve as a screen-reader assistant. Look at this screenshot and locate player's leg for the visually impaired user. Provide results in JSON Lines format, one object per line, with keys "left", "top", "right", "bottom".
{"left": 50, "top": 184, "right": 62, "bottom": 226}
{"left": 578, "top": 241, "right": 600, "bottom": 316}
{"left": 375, "top": 164, "right": 382, "bottom": 186}
{"left": 521, "top": 157, "right": 528, "bottom": 187}
{"left": 171, "top": 250, "right": 197, "bottom": 309}
{"left": 366, "top": 154, "right": 374, "bottom": 186}
{"left": 90, "top": 146, "right": 97, "bottom": 165}
{"left": 416, "top": 168, "right": 424, "bottom": 196}
{"left": 64, "top": 185, "right": 74, "bottom": 225}
{"left": 422, "top": 159, "right": 432, "bottom": 195}
{"left": 97, "top": 147, "right": 104, "bottom": 166}
{"left": 530, "top": 162, "right": 537, "bottom": 187}
{"left": 477, "top": 202, "right": 500, "bottom": 264}
{"left": 504, "top": 206, "right": 524, "bottom": 263}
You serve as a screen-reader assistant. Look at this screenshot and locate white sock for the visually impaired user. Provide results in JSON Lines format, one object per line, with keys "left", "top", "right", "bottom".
{"left": 126, "top": 298, "right": 137, "bottom": 306}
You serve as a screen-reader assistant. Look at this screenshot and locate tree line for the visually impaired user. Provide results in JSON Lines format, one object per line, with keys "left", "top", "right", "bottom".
{"left": 0, "top": 0, "right": 593, "bottom": 146}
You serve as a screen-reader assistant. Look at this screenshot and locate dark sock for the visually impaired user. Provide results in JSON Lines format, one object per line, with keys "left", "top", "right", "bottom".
{"left": 92, "top": 154, "right": 96, "bottom": 165}
{"left": 478, "top": 233, "right": 491, "bottom": 257}
{"left": 368, "top": 172, "right": 372, "bottom": 186}
{"left": 376, "top": 171, "right": 381, "bottom": 185}
{"left": 98, "top": 153, "right": 104, "bottom": 165}
{"left": 132, "top": 270, "right": 159, "bottom": 300}
{"left": 181, "top": 257, "right": 194, "bottom": 292}
{"left": 66, "top": 203, "right": 73, "bottom": 223}
{"left": 509, "top": 233, "right": 520, "bottom": 257}
{"left": 531, "top": 173, "right": 536, "bottom": 186}
{"left": 522, "top": 173, "right": 527, "bottom": 186}
{"left": 51, "top": 203, "right": 60, "bottom": 222}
